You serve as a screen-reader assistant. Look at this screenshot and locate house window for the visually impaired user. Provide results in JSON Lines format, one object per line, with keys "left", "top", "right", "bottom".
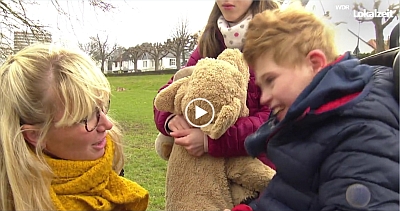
{"left": 143, "top": 61, "right": 147, "bottom": 68}
{"left": 151, "top": 60, "right": 155, "bottom": 67}
{"left": 170, "top": 58, "right": 176, "bottom": 66}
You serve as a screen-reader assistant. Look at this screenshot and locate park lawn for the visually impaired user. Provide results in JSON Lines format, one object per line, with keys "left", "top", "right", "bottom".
{"left": 107, "top": 74, "right": 173, "bottom": 211}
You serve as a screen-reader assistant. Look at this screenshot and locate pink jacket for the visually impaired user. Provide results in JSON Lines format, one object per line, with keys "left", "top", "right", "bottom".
{"left": 153, "top": 41, "right": 274, "bottom": 169}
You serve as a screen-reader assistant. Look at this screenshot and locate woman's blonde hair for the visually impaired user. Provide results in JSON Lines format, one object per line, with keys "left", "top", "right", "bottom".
{"left": 198, "top": 0, "right": 280, "bottom": 58}
{"left": 243, "top": 4, "right": 338, "bottom": 68}
{"left": 0, "top": 43, "right": 124, "bottom": 210}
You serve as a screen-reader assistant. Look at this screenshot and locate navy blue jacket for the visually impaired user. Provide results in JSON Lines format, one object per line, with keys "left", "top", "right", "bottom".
{"left": 245, "top": 52, "right": 399, "bottom": 211}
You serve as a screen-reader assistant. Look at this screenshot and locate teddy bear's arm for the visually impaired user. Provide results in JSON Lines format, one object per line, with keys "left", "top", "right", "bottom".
{"left": 226, "top": 156, "right": 276, "bottom": 192}
{"left": 203, "top": 98, "right": 242, "bottom": 140}
{"left": 154, "top": 77, "right": 189, "bottom": 113}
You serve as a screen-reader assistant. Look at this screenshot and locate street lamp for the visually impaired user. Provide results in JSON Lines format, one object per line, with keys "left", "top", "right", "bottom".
{"left": 353, "top": 20, "right": 362, "bottom": 58}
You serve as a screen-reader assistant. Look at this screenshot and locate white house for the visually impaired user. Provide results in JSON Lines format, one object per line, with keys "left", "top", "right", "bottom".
{"left": 136, "top": 52, "right": 189, "bottom": 71}
{"left": 100, "top": 52, "right": 189, "bottom": 74}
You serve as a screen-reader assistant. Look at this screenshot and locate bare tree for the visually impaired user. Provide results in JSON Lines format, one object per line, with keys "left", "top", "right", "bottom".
{"left": 0, "top": 0, "right": 115, "bottom": 60}
{"left": 140, "top": 42, "right": 169, "bottom": 71}
{"left": 0, "top": 0, "right": 46, "bottom": 59}
{"left": 79, "top": 40, "right": 97, "bottom": 57}
{"left": 125, "top": 45, "right": 143, "bottom": 72}
{"left": 164, "top": 38, "right": 182, "bottom": 70}
{"left": 87, "top": 0, "right": 115, "bottom": 11}
{"left": 79, "top": 34, "right": 116, "bottom": 72}
{"left": 109, "top": 46, "right": 125, "bottom": 71}
{"left": 353, "top": 0, "right": 400, "bottom": 52}
{"left": 164, "top": 19, "right": 192, "bottom": 70}
{"left": 183, "top": 33, "right": 198, "bottom": 63}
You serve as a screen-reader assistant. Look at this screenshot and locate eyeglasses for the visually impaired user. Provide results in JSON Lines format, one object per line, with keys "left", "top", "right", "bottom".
{"left": 80, "top": 103, "right": 110, "bottom": 132}
{"left": 19, "top": 101, "right": 111, "bottom": 131}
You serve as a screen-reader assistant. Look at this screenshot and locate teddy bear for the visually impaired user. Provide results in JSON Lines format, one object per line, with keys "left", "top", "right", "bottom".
{"left": 154, "top": 66, "right": 193, "bottom": 161}
{"left": 154, "top": 49, "right": 276, "bottom": 211}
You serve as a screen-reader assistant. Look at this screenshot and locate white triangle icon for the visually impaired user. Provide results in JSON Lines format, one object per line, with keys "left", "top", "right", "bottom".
{"left": 195, "top": 106, "right": 208, "bottom": 119}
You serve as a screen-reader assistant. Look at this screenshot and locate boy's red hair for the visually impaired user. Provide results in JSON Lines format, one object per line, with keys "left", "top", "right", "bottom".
{"left": 243, "top": 4, "right": 339, "bottom": 68}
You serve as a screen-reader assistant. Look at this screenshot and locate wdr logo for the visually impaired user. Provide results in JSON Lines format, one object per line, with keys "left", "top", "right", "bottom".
{"left": 336, "top": 5, "right": 350, "bottom": 10}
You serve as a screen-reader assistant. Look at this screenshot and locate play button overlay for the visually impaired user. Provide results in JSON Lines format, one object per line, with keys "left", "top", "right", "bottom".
{"left": 195, "top": 106, "right": 207, "bottom": 119}
{"left": 185, "top": 98, "right": 215, "bottom": 128}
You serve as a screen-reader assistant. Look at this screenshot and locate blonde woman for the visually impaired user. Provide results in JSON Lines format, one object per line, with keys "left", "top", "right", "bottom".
{"left": 0, "top": 43, "right": 149, "bottom": 210}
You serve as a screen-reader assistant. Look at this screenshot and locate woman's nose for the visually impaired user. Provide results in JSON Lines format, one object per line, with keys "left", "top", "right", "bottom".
{"left": 96, "top": 112, "right": 113, "bottom": 132}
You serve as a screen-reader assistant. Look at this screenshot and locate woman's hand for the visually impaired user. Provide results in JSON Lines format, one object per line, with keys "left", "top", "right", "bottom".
{"left": 170, "top": 128, "right": 207, "bottom": 156}
{"left": 168, "top": 115, "right": 192, "bottom": 131}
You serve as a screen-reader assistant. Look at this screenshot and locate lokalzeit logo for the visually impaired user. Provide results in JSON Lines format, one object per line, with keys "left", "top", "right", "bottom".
{"left": 335, "top": 5, "right": 396, "bottom": 18}
{"left": 354, "top": 9, "right": 395, "bottom": 18}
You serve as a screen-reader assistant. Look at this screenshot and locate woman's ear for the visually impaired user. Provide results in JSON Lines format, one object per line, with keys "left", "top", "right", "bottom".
{"left": 21, "top": 125, "right": 40, "bottom": 147}
{"left": 306, "top": 49, "right": 327, "bottom": 73}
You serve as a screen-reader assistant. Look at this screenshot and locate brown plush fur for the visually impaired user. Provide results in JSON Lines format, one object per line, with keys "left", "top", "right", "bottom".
{"left": 154, "top": 67, "right": 194, "bottom": 161}
{"left": 154, "top": 49, "right": 275, "bottom": 211}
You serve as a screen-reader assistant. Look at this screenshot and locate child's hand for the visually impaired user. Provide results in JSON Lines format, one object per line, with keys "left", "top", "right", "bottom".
{"left": 168, "top": 115, "right": 191, "bottom": 131}
{"left": 170, "top": 128, "right": 206, "bottom": 156}
{"left": 230, "top": 204, "right": 253, "bottom": 211}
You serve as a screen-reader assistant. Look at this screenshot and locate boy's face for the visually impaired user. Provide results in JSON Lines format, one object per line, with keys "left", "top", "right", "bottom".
{"left": 254, "top": 51, "right": 326, "bottom": 121}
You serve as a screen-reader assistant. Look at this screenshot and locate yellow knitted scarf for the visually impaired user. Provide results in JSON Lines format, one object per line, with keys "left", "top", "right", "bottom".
{"left": 46, "top": 137, "right": 149, "bottom": 211}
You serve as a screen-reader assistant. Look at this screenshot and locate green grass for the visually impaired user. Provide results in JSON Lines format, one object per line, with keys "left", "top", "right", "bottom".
{"left": 107, "top": 74, "right": 173, "bottom": 211}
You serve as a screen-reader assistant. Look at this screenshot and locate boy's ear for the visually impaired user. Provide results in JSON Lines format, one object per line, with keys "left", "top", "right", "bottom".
{"left": 21, "top": 125, "right": 40, "bottom": 147}
{"left": 307, "top": 49, "right": 327, "bottom": 73}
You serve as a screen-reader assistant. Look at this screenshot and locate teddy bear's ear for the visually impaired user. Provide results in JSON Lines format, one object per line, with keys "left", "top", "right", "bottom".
{"left": 217, "top": 49, "right": 249, "bottom": 80}
{"left": 173, "top": 66, "right": 195, "bottom": 81}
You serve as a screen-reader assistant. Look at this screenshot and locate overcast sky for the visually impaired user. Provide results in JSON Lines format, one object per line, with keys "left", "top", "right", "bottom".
{"left": 22, "top": 0, "right": 399, "bottom": 53}
{"left": 25, "top": 0, "right": 214, "bottom": 47}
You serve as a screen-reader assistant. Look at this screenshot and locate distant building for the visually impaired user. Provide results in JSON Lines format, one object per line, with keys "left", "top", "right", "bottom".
{"left": 102, "top": 52, "right": 191, "bottom": 74}
{"left": 13, "top": 30, "right": 52, "bottom": 53}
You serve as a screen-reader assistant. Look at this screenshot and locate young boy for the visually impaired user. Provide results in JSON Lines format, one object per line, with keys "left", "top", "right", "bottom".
{"left": 232, "top": 4, "right": 399, "bottom": 211}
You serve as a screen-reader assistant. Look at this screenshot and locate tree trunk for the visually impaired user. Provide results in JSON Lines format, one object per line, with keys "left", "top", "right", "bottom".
{"left": 155, "top": 59, "right": 160, "bottom": 71}
{"left": 176, "top": 52, "right": 182, "bottom": 70}
{"left": 374, "top": 21, "right": 385, "bottom": 53}
{"left": 133, "top": 59, "right": 138, "bottom": 72}
{"left": 101, "top": 59, "right": 105, "bottom": 72}
{"left": 181, "top": 51, "right": 186, "bottom": 67}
